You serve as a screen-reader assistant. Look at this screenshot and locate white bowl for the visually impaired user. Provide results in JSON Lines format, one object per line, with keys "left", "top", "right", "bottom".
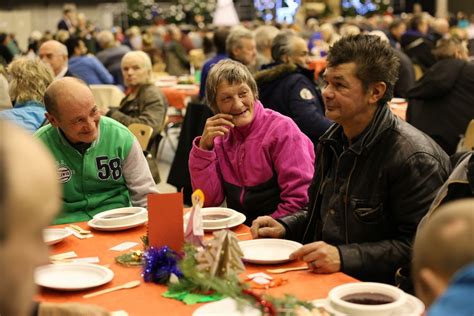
{"left": 92, "top": 207, "right": 147, "bottom": 227}
{"left": 328, "top": 282, "right": 407, "bottom": 316}
{"left": 201, "top": 207, "right": 238, "bottom": 228}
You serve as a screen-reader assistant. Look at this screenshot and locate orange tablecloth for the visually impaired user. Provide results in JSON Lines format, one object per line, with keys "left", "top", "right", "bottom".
{"left": 37, "top": 223, "right": 357, "bottom": 315}
{"left": 160, "top": 85, "right": 199, "bottom": 110}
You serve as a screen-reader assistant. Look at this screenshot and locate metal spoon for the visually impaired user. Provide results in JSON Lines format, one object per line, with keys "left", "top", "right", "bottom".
{"left": 266, "top": 266, "right": 308, "bottom": 274}
{"left": 83, "top": 280, "right": 141, "bottom": 298}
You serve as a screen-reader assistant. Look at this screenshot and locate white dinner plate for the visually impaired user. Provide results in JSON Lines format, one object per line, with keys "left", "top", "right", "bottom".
{"left": 193, "top": 298, "right": 261, "bottom": 316}
{"left": 88, "top": 217, "right": 147, "bottom": 231}
{"left": 239, "top": 239, "right": 303, "bottom": 264}
{"left": 35, "top": 263, "right": 114, "bottom": 290}
{"left": 184, "top": 211, "right": 246, "bottom": 232}
{"left": 43, "top": 228, "right": 72, "bottom": 246}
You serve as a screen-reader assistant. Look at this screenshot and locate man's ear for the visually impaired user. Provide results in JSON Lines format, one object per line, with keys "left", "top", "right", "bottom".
{"left": 419, "top": 267, "right": 449, "bottom": 304}
{"left": 368, "top": 81, "right": 387, "bottom": 105}
{"left": 45, "top": 113, "right": 59, "bottom": 128}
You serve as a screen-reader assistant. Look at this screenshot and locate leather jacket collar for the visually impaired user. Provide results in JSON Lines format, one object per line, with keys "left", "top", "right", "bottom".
{"left": 320, "top": 104, "right": 395, "bottom": 156}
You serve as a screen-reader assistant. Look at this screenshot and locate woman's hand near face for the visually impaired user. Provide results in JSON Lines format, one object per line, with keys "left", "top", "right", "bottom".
{"left": 199, "top": 113, "right": 234, "bottom": 150}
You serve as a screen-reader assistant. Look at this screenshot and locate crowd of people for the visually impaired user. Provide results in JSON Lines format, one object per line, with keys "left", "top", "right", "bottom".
{"left": 0, "top": 5, "right": 474, "bottom": 316}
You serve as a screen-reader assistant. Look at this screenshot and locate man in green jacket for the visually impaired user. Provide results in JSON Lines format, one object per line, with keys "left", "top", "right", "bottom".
{"left": 35, "top": 77, "right": 158, "bottom": 224}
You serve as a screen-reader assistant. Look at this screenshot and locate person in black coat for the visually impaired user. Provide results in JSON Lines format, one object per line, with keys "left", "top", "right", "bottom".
{"left": 255, "top": 32, "right": 332, "bottom": 146}
{"left": 407, "top": 38, "right": 474, "bottom": 155}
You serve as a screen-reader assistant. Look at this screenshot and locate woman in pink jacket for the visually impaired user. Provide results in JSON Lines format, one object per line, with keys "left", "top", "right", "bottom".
{"left": 189, "top": 59, "right": 315, "bottom": 224}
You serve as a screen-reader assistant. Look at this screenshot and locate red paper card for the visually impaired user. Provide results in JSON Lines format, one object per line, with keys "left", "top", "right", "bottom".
{"left": 147, "top": 192, "right": 184, "bottom": 252}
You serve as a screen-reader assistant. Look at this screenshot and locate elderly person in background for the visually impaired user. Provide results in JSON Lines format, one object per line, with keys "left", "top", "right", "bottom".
{"left": 0, "top": 57, "right": 54, "bottom": 132}
{"left": 413, "top": 199, "right": 474, "bottom": 316}
{"left": 189, "top": 59, "right": 315, "bottom": 225}
{"left": 255, "top": 31, "right": 332, "bottom": 146}
{"left": 251, "top": 34, "right": 449, "bottom": 285}
{"left": 106, "top": 51, "right": 168, "bottom": 141}
{"left": 38, "top": 40, "right": 75, "bottom": 79}
{"left": 226, "top": 27, "right": 257, "bottom": 72}
{"left": 65, "top": 37, "right": 114, "bottom": 85}
{"left": 35, "top": 77, "right": 157, "bottom": 224}
{"left": 0, "top": 121, "right": 109, "bottom": 316}
{"left": 254, "top": 25, "right": 279, "bottom": 70}
{"left": 96, "top": 30, "right": 131, "bottom": 86}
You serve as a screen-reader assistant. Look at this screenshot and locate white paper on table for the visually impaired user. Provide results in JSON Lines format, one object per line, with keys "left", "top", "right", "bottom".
{"left": 252, "top": 276, "right": 271, "bottom": 285}
{"left": 49, "top": 251, "right": 78, "bottom": 261}
{"left": 65, "top": 227, "right": 94, "bottom": 239}
{"left": 247, "top": 272, "right": 273, "bottom": 280}
{"left": 70, "top": 257, "right": 100, "bottom": 263}
{"left": 109, "top": 242, "right": 139, "bottom": 251}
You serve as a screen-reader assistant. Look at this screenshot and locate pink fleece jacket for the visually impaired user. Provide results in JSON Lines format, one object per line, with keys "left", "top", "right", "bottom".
{"left": 189, "top": 100, "right": 315, "bottom": 222}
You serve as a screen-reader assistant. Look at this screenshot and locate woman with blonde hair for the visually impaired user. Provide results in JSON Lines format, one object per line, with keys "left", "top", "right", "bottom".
{"left": 0, "top": 57, "right": 54, "bottom": 132}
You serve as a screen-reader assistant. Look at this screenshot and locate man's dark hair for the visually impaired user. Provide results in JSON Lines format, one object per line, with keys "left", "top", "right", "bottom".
{"left": 213, "top": 27, "right": 230, "bottom": 55}
{"left": 327, "top": 34, "right": 400, "bottom": 106}
{"left": 65, "top": 37, "right": 82, "bottom": 57}
{"left": 0, "top": 33, "right": 7, "bottom": 45}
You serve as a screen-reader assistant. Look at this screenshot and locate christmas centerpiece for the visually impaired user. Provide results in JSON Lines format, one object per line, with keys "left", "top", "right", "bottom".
{"left": 115, "top": 190, "right": 324, "bottom": 315}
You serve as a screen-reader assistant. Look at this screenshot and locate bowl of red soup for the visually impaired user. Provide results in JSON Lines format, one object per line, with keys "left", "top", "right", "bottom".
{"left": 328, "top": 282, "right": 407, "bottom": 316}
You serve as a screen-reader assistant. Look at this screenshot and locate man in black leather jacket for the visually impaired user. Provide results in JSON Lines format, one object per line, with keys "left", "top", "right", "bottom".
{"left": 251, "top": 34, "right": 450, "bottom": 285}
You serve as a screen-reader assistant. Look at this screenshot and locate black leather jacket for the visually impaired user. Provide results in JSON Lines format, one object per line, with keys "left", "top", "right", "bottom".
{"left": 279, "top": 105, "right": 450, "bottom": 284}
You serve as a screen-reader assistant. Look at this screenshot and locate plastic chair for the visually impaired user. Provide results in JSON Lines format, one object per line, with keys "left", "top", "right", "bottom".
{"left": 128, "top": 123, "right": 154, "bottom": 151}
{"left": 157, "top": 112, "right": 184, "bottom": 159}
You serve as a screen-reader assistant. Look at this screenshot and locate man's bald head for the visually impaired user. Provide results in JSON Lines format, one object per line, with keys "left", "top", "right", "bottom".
{"left": 413, "top": 198, "right": 474, "bottom": 308}
{"left": 44, "top": 77, "right": 92, "bottom": 117}
{"left": 38, "top": 40, "right": 68, "bottom": 76}
{"left": 413, "top": 199, "right": 474, "bottom": 280}
{"left": 0, "top": 121, "right": 60, "bottom": 316}
{"left": 44, "top": 77, "right": 100, "bottom": 144}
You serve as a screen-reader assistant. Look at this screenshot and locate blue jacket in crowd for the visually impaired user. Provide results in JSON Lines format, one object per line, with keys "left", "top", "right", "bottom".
{"left": 0, "top": 100, "right": 46, "bottom": 132}
{"left": 68, "top": 55, "right": 114, "bottom": 85}
{"left": 429, "top": 263, "right": 474, "bottom": 316}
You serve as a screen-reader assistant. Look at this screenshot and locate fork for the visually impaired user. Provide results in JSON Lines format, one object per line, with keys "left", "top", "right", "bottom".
{"left": 266, "top": 266, "right": 308, "bottom": 274}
